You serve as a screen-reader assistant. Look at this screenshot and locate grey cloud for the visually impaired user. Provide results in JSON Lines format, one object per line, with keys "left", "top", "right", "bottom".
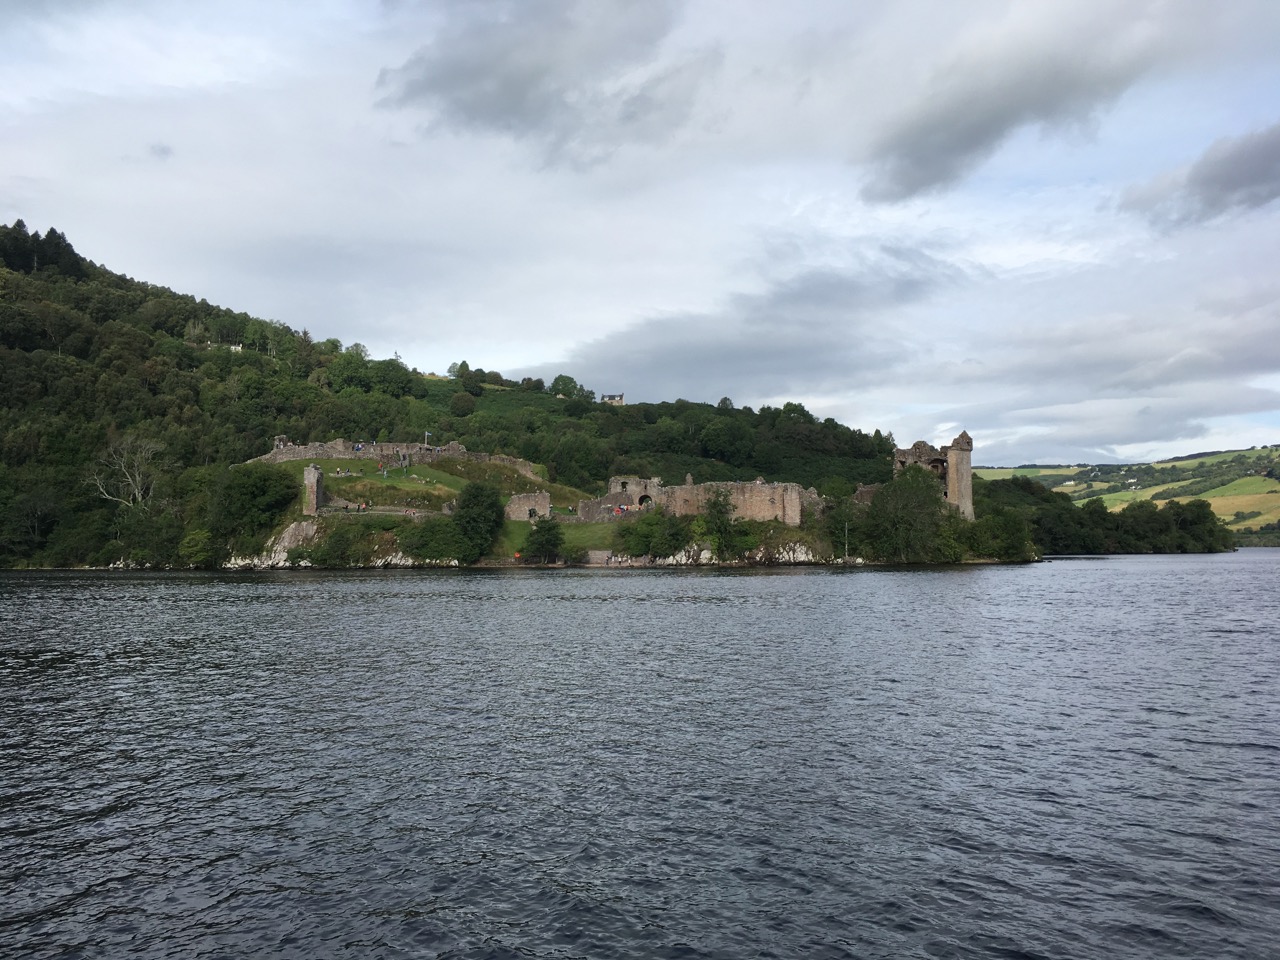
{"left": 927, "top": 379, "right": 1280, "bottom": 467}
{"left": 377, "top": 0, "right": 719, "bottom": 165}
{"left": 149, "top": 142, "right": 173, "bottom": 160}
{"left": 911, "top": 288, "right": 1280, "bottom": 465}
{"left": 515, "top": 248, "right": 961, "bottom": 402}
{"left": 861, "top": 5, "right": 1184, "bottom": 202}
{"left": 1121, "top": 121, "right": 1280, "bottom": 227}
{"left": 942, "top": 289, "right": 1280, "bottom": 398}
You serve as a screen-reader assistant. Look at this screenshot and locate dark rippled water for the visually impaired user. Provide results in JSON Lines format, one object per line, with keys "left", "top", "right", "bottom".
{"left": 3, "top": 553, "right": 1279, "bottom": 959}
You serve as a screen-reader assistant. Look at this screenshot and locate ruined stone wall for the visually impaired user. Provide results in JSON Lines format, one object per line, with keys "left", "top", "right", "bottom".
{"left": 852, "top": 483, "right": 880, "bottom": 504}
{"left": 607, "top": 476, "right": 663, "bottom": 497}
{"left": 894, "top": 440, "right": 948, "bottom": 478}
{"left": 579, "top": 477, "right": 812, "bottom": 526}
{"left": 576, "top": 492, "right": 642, "bottom": 522}
{"left": 658, "top": 481, "right": 806, "bottom": 525}
{"left": 505, "top": 491, "right": 551, "bottom": 521}
{"left": 302, "top": 464, "right": 324, "bottom": 516}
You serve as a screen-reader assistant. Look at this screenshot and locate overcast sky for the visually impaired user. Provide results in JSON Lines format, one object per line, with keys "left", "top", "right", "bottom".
{"left": 4, "top": 0, "right": 1280, "bottom": 465}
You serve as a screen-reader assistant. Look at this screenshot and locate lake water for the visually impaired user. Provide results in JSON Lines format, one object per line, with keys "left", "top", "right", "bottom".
{"left": 3, "top": 553, "right": 1278, "bottom": 959}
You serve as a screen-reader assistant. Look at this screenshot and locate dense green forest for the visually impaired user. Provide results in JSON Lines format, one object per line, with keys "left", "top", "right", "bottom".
{"left": 0, "top": 221, "right": 1234, "bottom": 567}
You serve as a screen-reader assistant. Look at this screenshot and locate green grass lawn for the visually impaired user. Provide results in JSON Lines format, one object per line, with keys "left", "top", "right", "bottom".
{"left": 275, "top": 456, "right": 593, "bottom": 511}
{"left": 1098, "top": 489, "right": 1150, "bottom": 508}
{"left": 278, "top": 458, "right": 465, "bottom": 489}
{"left": 975, "top": 466, "right": 1082, "bottom": 480}
{"left": 1193, "top": 476, "right": 1280, "bottom": 498}
{"left": 492, "top": 520, "right": 618, "bottom": 559}
{"left": 1151, "top": 448, "right": 1277, "bottom": 469}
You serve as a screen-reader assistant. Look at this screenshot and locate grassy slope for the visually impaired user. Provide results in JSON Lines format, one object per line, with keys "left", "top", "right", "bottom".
{"left": 974, "top": 466, "right": 1084, "bottom": 480}
{"left": 493, "top": 520, "right": 617, "bottom": 559}
{"left": 979, "top": 447, "right": 1280, "bottom": 531}
{"left": 277, "top": 457, "right": 592, "bottom": 512}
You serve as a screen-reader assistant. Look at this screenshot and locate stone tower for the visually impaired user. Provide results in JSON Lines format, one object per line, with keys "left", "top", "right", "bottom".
{"left": 303, "top": 463, "right": 324, "bottom": 516}
{"left": 944, "top": 431, "right": 974, "bottom": 520}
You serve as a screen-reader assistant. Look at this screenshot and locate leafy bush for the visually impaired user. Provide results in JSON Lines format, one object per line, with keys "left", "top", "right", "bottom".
{"left": 398, "top": 516, "right": 467, "bottom": 562}
{"left": 520, "top": 514, "right": 565, "bottom": 563}
{"left": 613, "top": 510, "right": 692, "bottom": 558}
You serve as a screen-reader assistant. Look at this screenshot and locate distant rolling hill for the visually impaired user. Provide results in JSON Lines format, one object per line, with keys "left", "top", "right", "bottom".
{"left": 976, "top": 446, "right": 1280, "bottom": 543}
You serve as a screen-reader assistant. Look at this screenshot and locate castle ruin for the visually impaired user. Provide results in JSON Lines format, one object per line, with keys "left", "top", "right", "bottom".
{"left": 893, "top": 430, "right": 973, "bottom": 520}
{"left": 576, "top": 475, "right": 820, "bottom": 526}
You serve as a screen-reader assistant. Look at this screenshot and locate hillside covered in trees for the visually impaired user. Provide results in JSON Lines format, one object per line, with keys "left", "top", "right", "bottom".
{"left": 0, "top": 220, "right": 896, "bottom": 567}
{"left": 0, "top": 221, "right": 1235, "bottom": 568}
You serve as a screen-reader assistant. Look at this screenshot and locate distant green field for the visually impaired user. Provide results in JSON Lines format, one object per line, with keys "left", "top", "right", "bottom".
{"left": 975, "top": 466, "right": 1082, "bottom": 480}
{"left": 1194, "top": 476, "right": 1280, "bottom": 498}
{"left": 1151, "top": 448, "right": 1276, "bottom": 469}
{"left": 1098, "top": 489, "right": 1148, "bottom": 508}
{"left": 1140, "top": 479, "right": 1198, "bottom": 497}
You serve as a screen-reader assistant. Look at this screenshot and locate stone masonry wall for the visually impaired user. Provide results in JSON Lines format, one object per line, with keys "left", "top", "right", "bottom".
{"left": 505, "top": 491, "right": 551, "bottom": 521}
{"left": 578, "top": 476, "right": 816, "bottom": 527}
{"left": 302, "top": 464, "right": 324, "bottom": 516}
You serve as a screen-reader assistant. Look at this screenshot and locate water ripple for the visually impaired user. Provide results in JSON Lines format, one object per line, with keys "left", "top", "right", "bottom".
{"left": 2, "top": 555, "right": 1279, "bottom": 958}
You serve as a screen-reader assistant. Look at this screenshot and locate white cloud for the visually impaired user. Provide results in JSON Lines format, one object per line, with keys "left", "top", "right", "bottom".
{"left": 3, "top": 0, "right": 1280, "bottom": 465}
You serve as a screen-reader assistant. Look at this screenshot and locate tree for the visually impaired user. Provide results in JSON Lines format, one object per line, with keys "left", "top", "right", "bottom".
{"left": 369, "top": 358, "right": 413, "bottom": 397}
{"left": 328, "top": 350, "right": 371, "bottom": 392}
{"left": 823, "top": 497, "right": 862, "bottom": 559}
{"left": 550, "top": 374, "right": 581, "bottom": 398}
{"left": 452, "top": 482, "right": 504, "bottom": 563}
{"left": 206, "top": 463, "right": 297, "bottom": 551}
{"left": 88, "top": 435, "right": 166, "bottom": 512}
{"left": 521, "top": 514, "right": 565, "bottom": 563}
{"left": 450, "top": 391, "right": 477, "bottom": 417}
{"left": 864, "top": 465, "right": 948, "bottom": 563}
{"left": 702, "top": 488, "right": 742, "bottom": 560}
